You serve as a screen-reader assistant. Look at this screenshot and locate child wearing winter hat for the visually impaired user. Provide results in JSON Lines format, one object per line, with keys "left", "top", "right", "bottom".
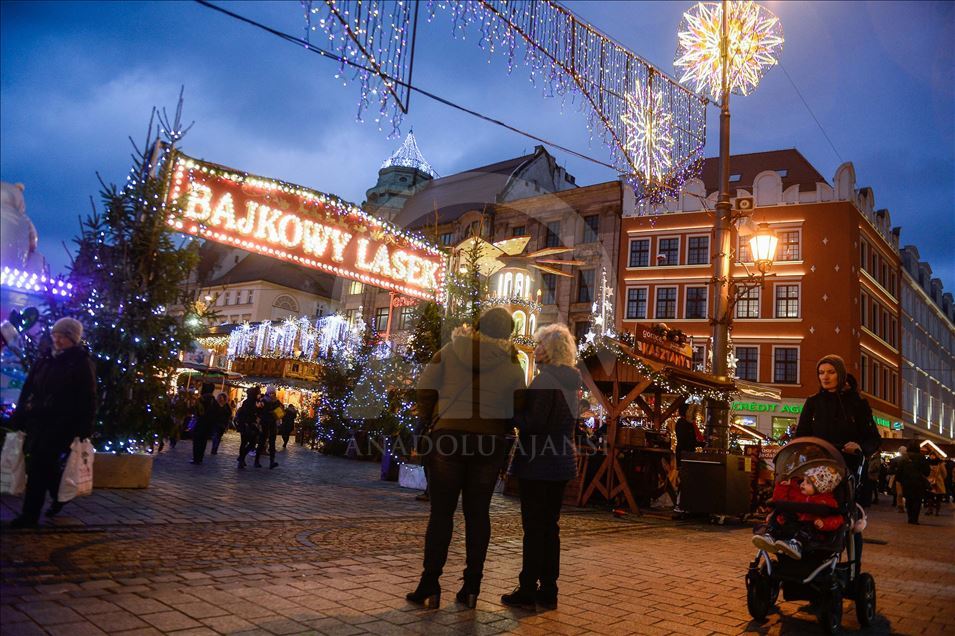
{"left": 752, "top": 465, "right": 845, "bottom": 560}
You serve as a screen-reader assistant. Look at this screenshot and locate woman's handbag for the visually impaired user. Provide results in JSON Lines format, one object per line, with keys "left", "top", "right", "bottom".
{"left": 58, "top": 438, "right": 94, "bottom": 502}
{"left": 0, "top": 431, "right": 27, "bottom": 496}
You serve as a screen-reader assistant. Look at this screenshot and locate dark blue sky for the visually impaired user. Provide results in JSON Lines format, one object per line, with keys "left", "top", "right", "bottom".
{"left": 2, "top": 1, "right": 952, "bottom": 288}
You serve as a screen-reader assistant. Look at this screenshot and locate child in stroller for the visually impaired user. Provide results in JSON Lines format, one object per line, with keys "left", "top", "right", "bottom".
{"left": 752, "top": 465, "right": 844, "bottom": 560}
{"left": 745, "top": 437, "right": 877, "bottom": 634}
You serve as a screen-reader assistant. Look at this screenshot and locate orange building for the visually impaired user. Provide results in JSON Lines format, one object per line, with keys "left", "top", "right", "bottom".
{"left": 617, "top": 150, "right": 903, "bottom": 440}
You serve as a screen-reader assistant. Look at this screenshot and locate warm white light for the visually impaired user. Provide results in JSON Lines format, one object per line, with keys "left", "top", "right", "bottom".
{"left": 621, "top": 79, "right": 674, "bottom": 183}
{"left": 748, "top": 223, "right": 778, "bottom": 273}
{"left": 674, "top": 1, "right": 784, "bottom": 101}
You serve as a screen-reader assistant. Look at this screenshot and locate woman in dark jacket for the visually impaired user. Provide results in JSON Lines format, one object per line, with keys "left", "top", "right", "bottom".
{"left": 501, "top": 324, "right": 579, "bottom": 610}
{"left": 11, "top": 318, "right": 96, "bottom": 528}
{"left": 235, "top": 387, "right": 260, "bottom": 468}
{"left": 255, "top": 386, "right": 281, "bottom": 469}
{"left": 191, "top": 383, "right": 217, "bottom": 464}
{"left": 280, "top": 403, "right": 297, "bottom": 449}
{"left": 407, "top": 308, "right": 526, "bottom": 609}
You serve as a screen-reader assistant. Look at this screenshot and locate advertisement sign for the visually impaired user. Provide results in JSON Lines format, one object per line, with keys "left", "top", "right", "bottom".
{"left": 630, "top": 324, "right": 692, "bottom": 369}
{"left": 164, "top": 151, "right": 445, "bottom": 301}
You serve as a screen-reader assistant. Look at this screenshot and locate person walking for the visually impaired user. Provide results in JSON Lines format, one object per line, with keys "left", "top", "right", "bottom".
{"left": 236, "top": 386, "right": 260, "bottom": 469}
{"left": 896, "top": 448, "right": 930, "bottom": 524}
{"left": 191, "top": 383, "right": 216, "bottom": 464}
{"left": 925, "top": 452, "right": 948, "bottom": 516}
{"left": 406, "top": 308, "right": 526, "bottom": 609}
{"left": 280, "top": 402, "right": 297, "bottom": 449}
{"left": 10, "top": 318, "right": 97, "bottom": 529}
{"left": 500, "top": 324, "right": 579, "bottom": 611}
{"left": 210, "top": 391, "right": 232, "bottom": 455}
{"left": 890, "top": 446, "right": 907, "bottom": 512}
{"left": 256, "top": 386, "right": 281, "bottom": 469}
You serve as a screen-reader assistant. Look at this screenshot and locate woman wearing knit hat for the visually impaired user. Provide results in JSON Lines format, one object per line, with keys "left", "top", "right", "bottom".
{"left": 9, "top": 318, "right": 96, "bottom": 529}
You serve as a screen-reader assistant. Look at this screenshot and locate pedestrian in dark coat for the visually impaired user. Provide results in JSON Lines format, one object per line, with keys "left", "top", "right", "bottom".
{"left": 502, "top": 323, "right": 579, "bottom": 610}
{"left": 191, "top": 383, "right": 216, "bottom": 464}
{"left": 210, "top": 392, "right": 232, "bottom": 455}
{"left": 236, "top": 387, "right": 260, "bottom": 468}
{"left": 673, "top": 402, "right": 699, "bottom": 467}
{"left": 896, "top": 449, "right": 930, "bottom": 524}
{"left": 407, "top": 308, "right": 526, "bottom": 609}
{"left": 11, "top": 318, "right": 96, "bottom": 528}
{"left": 255, "top": 386, "right": 281, "bottom": 469}
{"left": 280, "top": 403, "right": 297, "bottom": 449}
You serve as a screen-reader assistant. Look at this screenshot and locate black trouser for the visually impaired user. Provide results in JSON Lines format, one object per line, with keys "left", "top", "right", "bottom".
{"left": 281, "top": 429, "right": 292, "bottom": 448}
{"left": 256, "top": 422, "right": 277, "bottom": 465}
{"left": 903, "top": 487, "right": 924, "bottom": 523}
{"left": 210, "top": 428, "right": 225, "bottom": 454}
{"left": 192, "top": 431, "right": 209, "bottom": 463}
{"left": 758, "top": 511, "right": 815, "bottom": 546}
{"left": 238, "top": 429, "right": 259, "bottom": 463}
{"left": 518, "top": 478, "right": 568, "bottom": 595}
{"left": 421, "top": 432, "right": 508, "bottom": 589}
{"left": 21, "top": 446, "right": 65, "bottom": 523}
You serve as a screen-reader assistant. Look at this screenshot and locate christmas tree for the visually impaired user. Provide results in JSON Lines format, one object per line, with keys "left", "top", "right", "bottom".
{"left": 62, "top": 97, "right": 210, "bottom": 451}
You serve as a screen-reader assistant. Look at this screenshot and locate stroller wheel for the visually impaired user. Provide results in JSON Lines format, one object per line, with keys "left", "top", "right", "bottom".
{"left": 745, "top": 563, "right": 774, "bottom": 621}
{"left": 819, "top": 586, "right": 843, "bottom": 634}
{"left": 854, "top": 573, "right": 876, "bottom": 626}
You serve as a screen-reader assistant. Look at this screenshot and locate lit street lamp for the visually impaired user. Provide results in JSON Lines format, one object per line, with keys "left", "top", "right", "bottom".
{"left": 675, "top": 0, "right": 784, "bottom": 449}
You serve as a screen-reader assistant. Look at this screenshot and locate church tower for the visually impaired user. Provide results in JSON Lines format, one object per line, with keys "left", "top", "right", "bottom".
{"left": 364, "top": 130, "right": 436, "bottom": 223}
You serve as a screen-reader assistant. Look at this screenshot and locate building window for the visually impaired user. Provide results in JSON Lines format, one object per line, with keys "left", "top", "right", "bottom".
{"left": 541, "top": 273, "right": 557, "bottom": 305}
{"left": 440, "top": 232, "right": 454, "bottom": 246}
{"left": 872, "top": 361, "right": 880, "bottom": 398}
{"left": 398, "top": 307, "right": 415, "bottom": 331}
{"left": 246, "top": 290, "right": 255, "bottom": 305}
{"left": 736, "top": 287, "right": 759, "bottom": 319}
{"left": 374, "top": 307, "right": 390, "bottom": 333}
{"left": 582, "top": 215, "right": 599, "bottom": 243}
{"left": 511, "top": 225, "right": 526, "bottom": 237}
{"left": 773, "top": 347, "right": 798, "bottom": 384}
{"left": 860, "top": 240, "right": 867, "bottom": 270}
{"left": 574, "top": 321, "right": 591, "bottom": 342}
{"left": 544, "top": 221, "right": 561, "bottom": 248}
{"left": 345, "top": 309, "right": 359, "bottom": 327}
{"left": 273, "top": 294, "right": 299, "bottom": 313}
{"left": 628, "top": 239, "right": 650, "bottom": 268}
{"left": 772, "top": 417, "right": 796, "bottom": 439}
{"left": 860, "top": 292, "right": 867, "bottom": 327}
{"left": 655, "top": 287, "right": 677, "bottom": 319}
{"left": 687, "top": 236, "right": 710, "bottom": 265}
{"left": 685, "top": 287, "right": 708, "bottom": 319}
{"left": 224, "top": 291, "right": 233, "bottom": 306}
{"left": 774, "top": 284, "right": 799, "bottom": 318}
{"left": 738, "top": 237, "right": 752, "bottom": 263}
{"left": 778, "top": 230, "right": 801, "bottom": 261}
{"left": 657, "top": 237, "right": 679, "bottom": 265}
{"left": 577, "top": 269, "right": 595, "bottom": 303}
{"left": 692, "top": 345, "right": 707, "bottom": 371}
{"left": 736, "top": 346, "right": 758, "bottom": 381}
{"left": 625, "top": 288, "right": 648, "bottom": 320}
{"left": 348, "top": 281, "right": 364, "bottom": 295}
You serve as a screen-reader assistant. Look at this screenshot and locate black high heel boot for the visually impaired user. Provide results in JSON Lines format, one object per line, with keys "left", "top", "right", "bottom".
{"left": 406, "top": 580, "right": 441, "bottom": 609}
{"left": 455, "top": 583, "right": 479, "bottom": 609}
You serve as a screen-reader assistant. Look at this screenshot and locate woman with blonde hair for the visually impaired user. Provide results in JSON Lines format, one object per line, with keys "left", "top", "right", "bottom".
{"left": 501, "top": 323, "right": 580, "bottom": 610}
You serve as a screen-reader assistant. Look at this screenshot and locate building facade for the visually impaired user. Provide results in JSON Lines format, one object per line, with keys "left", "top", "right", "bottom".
{"left": 899, "top": 245, "right": 955, "bottom": 442}
{"left": 616, "top": 150, "right": 905, "bottom": 440}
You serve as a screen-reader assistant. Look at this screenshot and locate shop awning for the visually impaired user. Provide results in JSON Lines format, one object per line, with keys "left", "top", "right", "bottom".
{"left": 733, "top": 379, "right": 782, "bottom": 401}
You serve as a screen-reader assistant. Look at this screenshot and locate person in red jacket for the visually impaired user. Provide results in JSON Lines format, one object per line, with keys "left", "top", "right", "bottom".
{"left": 752, "top": 465, "right": 844, "bottom": 560}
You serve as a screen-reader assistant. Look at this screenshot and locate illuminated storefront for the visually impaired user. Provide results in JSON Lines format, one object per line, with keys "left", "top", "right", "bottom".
{"left": 730, "top": 400, "right": 804, "bottom": 440}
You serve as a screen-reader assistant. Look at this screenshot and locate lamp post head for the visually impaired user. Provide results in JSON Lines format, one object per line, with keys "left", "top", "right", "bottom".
{"left": 749, "top": 222, "right": 778, "bottom": 274}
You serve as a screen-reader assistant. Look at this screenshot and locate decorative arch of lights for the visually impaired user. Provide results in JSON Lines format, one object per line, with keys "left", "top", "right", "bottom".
{"left": 302, "top": 0, "right": 708, "bottom": 202}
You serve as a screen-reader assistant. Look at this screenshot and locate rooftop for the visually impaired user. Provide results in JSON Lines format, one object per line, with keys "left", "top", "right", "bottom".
{"left": 700, "top": 148, "right": 828, "bottom": 193}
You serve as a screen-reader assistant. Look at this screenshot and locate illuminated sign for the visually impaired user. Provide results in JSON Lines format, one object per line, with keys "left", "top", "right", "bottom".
{"left": 732, "top": 401, "right": 803, "bottom": 414}
{"left": 631, "top": 325, "right": 692, "bottom": 369}
{"left": 872, "top": 412, "right": 904, "bottom": 430}
{"left": 163, "top": 151, "right": 445, "bottom": 301}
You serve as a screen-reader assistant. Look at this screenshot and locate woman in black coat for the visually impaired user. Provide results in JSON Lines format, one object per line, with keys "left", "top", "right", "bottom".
{"left": 501, "top": 324, "right": 580, "bottom": 611}
{"left": 11, "top": 318, "right": 96, "bottom": 528}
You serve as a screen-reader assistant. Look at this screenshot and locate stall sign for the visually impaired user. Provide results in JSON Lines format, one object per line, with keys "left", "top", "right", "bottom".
{"left": 630, "top": 325, "right": 692, "bottom": 369}
{"left": 732, "top": 401, "right": 802, "bottom": 414}
{"left": 163, "top": 151, "right": 445, "bottom": 301}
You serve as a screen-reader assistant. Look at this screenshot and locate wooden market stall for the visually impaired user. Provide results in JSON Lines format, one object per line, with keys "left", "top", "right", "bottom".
{"left": 574, "top": 328, "right": 735, "bottom": 513}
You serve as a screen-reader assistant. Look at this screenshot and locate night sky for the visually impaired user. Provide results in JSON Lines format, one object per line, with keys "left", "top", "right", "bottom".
{"left": 1, "top": 1, "right": 952, "bottom": 289}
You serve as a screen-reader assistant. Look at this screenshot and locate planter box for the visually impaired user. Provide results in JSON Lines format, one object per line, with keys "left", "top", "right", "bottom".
{"left": 93, "top": 452, "right": 154, "bottom": 489}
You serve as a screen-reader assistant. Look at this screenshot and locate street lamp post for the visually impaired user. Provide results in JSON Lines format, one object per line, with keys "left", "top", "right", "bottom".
{"left": 675, "top": 0, "right": 784, "bottom": 449}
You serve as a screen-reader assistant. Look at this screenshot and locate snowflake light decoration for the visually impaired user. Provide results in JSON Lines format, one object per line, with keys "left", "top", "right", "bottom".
{"left": 674, "top": 1, "right": 784, "bottom": 101}
{"left": 621, "top": 79, "right": 674, "bottom": 184}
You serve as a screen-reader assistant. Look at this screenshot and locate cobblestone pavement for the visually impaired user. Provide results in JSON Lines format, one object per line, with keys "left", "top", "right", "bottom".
{"left": 2, "top": 434, "right": 953, "bottom": 635}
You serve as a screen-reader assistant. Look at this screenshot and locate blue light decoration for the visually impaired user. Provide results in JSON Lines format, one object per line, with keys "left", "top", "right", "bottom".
{"left": 301, "top": 1, "right": 708, "bottom": 202}
{"left": 0, "top": 267, "right": 74, "bottom": 298}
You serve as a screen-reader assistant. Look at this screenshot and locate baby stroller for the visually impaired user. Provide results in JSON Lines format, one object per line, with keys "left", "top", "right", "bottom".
{"left": 745, "top": 437, "right": 876, "bottom": 633}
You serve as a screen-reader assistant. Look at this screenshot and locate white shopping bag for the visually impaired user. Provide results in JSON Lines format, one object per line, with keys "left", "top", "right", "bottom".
{"left": 0, "top": 431, "right": 27, "bottom": 496}
{"left": 58, "top": 438, "right": 94, "bottom": 502}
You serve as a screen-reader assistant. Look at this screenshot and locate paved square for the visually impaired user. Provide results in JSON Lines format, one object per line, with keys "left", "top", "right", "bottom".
{"left": 2, "top": 435, "right": 953, "bottom": 635}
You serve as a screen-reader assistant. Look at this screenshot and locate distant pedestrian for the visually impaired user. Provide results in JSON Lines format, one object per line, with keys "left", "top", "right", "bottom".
{"left": 889, "top": 447, "right": 907, "bottom": 512}
{"left": 502, "top": 324, "right": 579, "bottom": 611}
{"left": 10, "top": 318, "right": 96, "bottom": 528}
{"left": 280, "top": 403, "right": 297, "bottom": 449}
{"left": 896, "top": 448, "right": 930, "bottom": 524}
{"left": 236, "top": 387, "right": 260, "bottom": 469}
{"left": 925, "top": 453, "right": 948, "bottom": 516}
{"left": 673, "top": 402, "right": 699, "bottom": 467}
{"left": 191, "top": 383, "right": 217, "bottom": 464}
{"left": 210, "top": 391, "right": 232, "bottom": 455}
{"left": 256, "top": 386, "right": 281, "bottom": 469}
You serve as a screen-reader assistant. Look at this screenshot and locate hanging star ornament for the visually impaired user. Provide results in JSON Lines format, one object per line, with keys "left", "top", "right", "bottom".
{"left": 621, "top": 80, "right": 674, "bottom": 184}
{"left": 674, "top": 1, "right": 784, "bottom": 101}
